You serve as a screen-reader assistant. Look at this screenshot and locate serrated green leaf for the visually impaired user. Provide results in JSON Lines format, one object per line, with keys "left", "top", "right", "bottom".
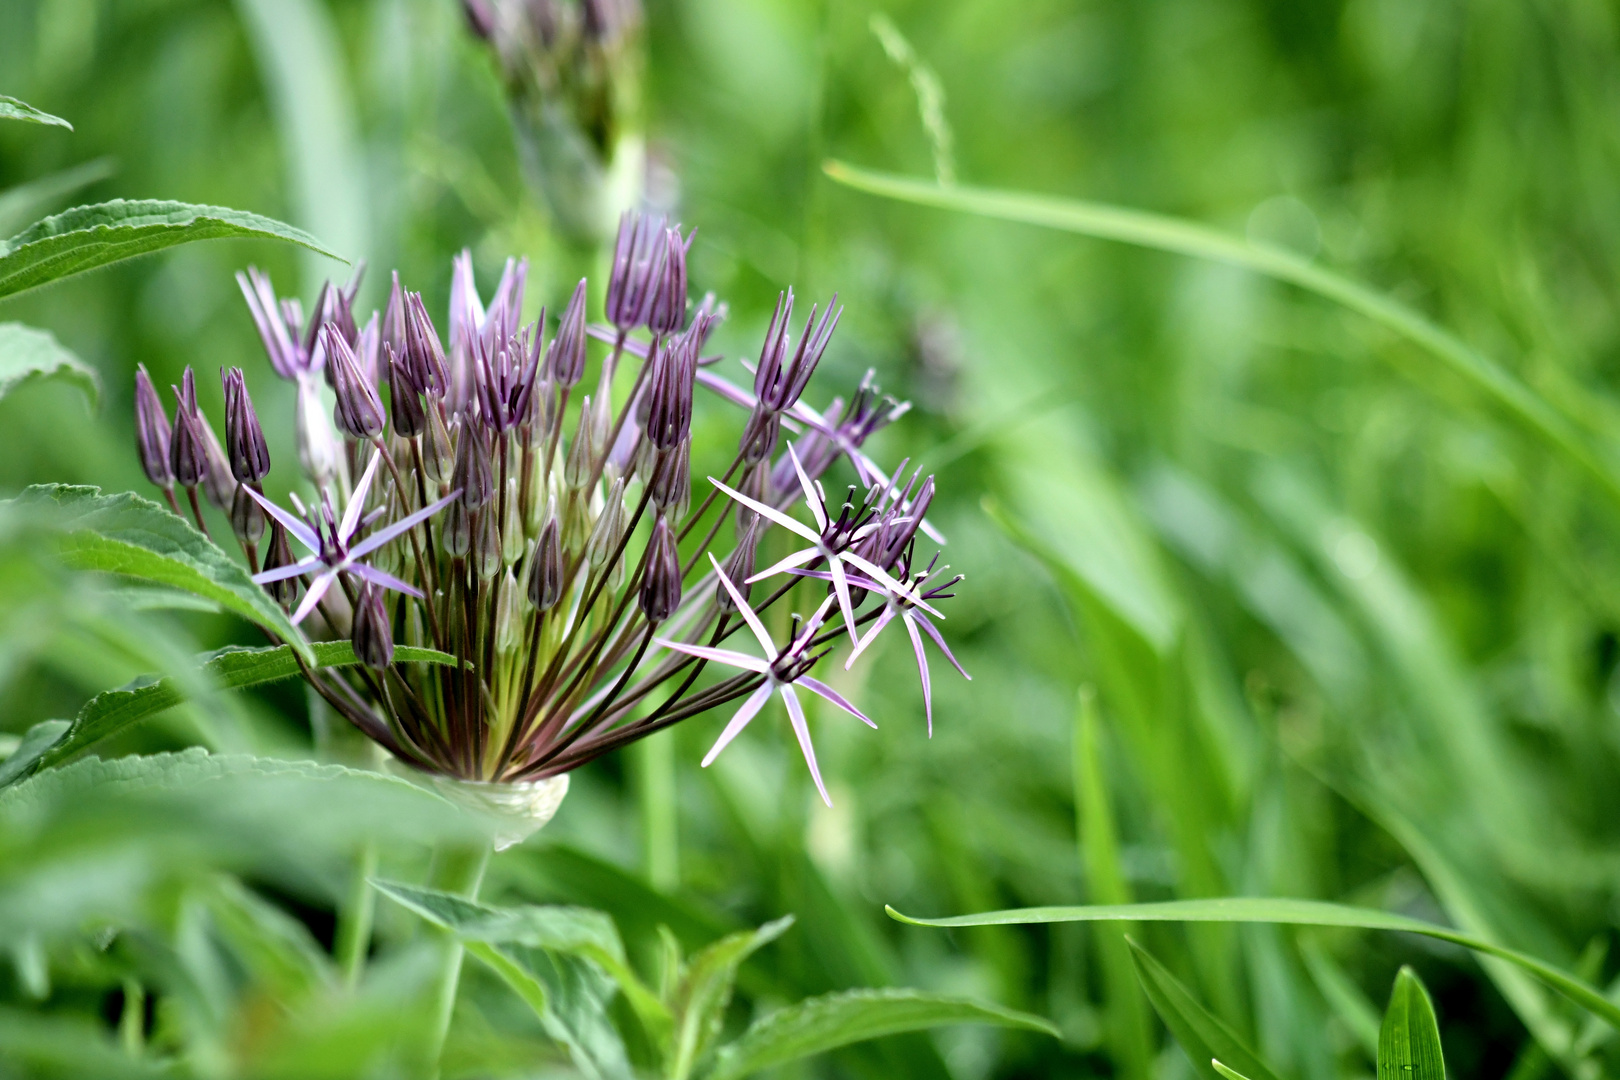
{"left": 822, "top": 160, "right": 1620, "bottom": 509}
{"left": 0, "top": 158, "right": 116, "bottom": 237}
{"left": 0, "top": 322, "right": 99, "bottom": 409}
{"left": 1126, "top": 939, "right": 1286, "bottom": 1080}
{"left": 15, "top": 642, "right": 455, "bottom": 782}
{"left": 705, "top": 988, "right": 1058, "bottom": 1080}
{"left": 1379, "top": 967, "right": 1445, "bottom": 1080}
{"left": 0, "top": 95, "right": 71, "bottom": 130}
{"left": 0, "top": 721, "right": 69, "bottom": 787}
{"left": 0, "top": 198, "right": 341, "bottom": 298}
{"left": 372, "top": 880, "right": 669, "bottom": 1046}
{"left": 670, "top": 917, "right": 794, "bottom": 1080}
{"left": 885, "top": 897, "right": 1620, "bottom": 1033}
{"left": 13, "top": 485, "right": 312, "bottom": 662}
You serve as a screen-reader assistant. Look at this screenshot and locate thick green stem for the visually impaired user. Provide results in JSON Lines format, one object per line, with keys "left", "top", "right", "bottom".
{"left": 423, "top": 841, "right": 492, "bottom": 1070}
{"left": 635, "top": 730, "right": 679, "bottom": 891}
{"left": 334, "top": 842, "right": 378, "bottom": 987}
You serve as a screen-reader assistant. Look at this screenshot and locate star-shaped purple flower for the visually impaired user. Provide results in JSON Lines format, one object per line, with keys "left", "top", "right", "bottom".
{"left": 655, "top": 554, "right": 875, "bottom": 806}
{"left": 247, "top": 449, "right": 459, "bottom": 624}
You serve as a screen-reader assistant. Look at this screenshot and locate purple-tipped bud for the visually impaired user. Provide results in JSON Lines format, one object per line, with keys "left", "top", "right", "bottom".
{"left": 648, "top": 441, "right": 690, "bottom": 515}
{"left": 644, "top": 332, "right": 697, "bottom": 451}
{"left": 230, "top": 485, "right": 266, "bottom": 545}
{"left": 134, "top": 365, "right": 173, "bottom": 489}
{"left": 197, "top": 411, "right": 238, "bottom": 511}
{"left": 326, "top": 325, "right": 386, "bottom": 441}
{"left": 647, "top": 227, "right": 692, "bottom": 336}
{"left": 261, "top": 520, "right": 299, "bottom": 605}
{"left": 460, "top": 0, "right": 496, "bottom": 40}
{"left": 405, "top": 292, "right": 449, "bottom": 398}
{"left": 717, "top": 519, "right": 761, "bottom": 614}
{"left": 739, "top": 408, "right": 781, "bottom": 465}
{"left": 386, "top": 344, "right": 427, "bottom": 438}
{"left": 453, "top": 421, "right": 494, "bottom": 510}
{"left": 169, "top": 369, "right": 209, "bottom": 489}
{"left": 756, "top": 291, "right": 840, "bottom": 415}
{"left": 605, "top": 211, "right": 667, "bottom": 331}
{"left": 383, "top": 272, "right": 407, "bottom": 357}
{"left": 640, "top": 517, "right": 682, "bottom": 622}
{"left": 351, "top": 583, "right": 395, "bottom": 670}
{"left": 474, "top": 506, "right": 502, "bottom": 580}
{"left": 423, "top": 402, "right": 454, "bottom": 485}
{"left": 548, "top": 278, "right": 588, "bottom": 388}
{"left": 443, "top": 501, "right": 472, "bottom": 559}
{"left": 222, "top": 368, "right": 271, "bottom": 483}
{"left": 528, "top": 517, "right": 563, "bottom": 611}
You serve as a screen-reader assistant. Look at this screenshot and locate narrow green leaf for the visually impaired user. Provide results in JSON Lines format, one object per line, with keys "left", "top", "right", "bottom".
{"left": 14, "top": 642, "right": 455, "bottom": 782}
{"left": 885, "top": 898, "right": 1620, "bottom": 1032}
{"left": 670, "top": 917, "right": 794, "bottom": 1080}
{"left": 823, "top": 160, "right": 1620, "bottom": 509}
{"left": 0, "top": 95, "right": 71, "bottom": 129}
{"left": 1299, "top": 936, "right": 1381, "bottom": 1058}
{"left": 1378, "top": 967, "right": 1445, "bottom": 1080}
{"left": 1212, "top": 1060, "right": 1258, "bottom": 1080}
{"left": 0, "top": 323, "right": 99, "bottom": 409}
{"left": 202, "top": 875, "right": 334, "bottom": 999}
{"left": 0, "top": 158, "right": 116, "bottom": 239}
{"left": 705, "top": 989, "right": 1059, "bottom": 1080}
{"left": 0, "top": 198, "right": 342, "bottom": 298}
{"left": 14, "top": 485, "right": 311, "bottom": 661}
{"left": 1127, "top": 940, "right": 1285, "bottom": 1080}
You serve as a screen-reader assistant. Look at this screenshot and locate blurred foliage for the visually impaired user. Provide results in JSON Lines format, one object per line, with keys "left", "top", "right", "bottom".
{"left": 4, "top": 0, "right": 1620, "bottom": 1076}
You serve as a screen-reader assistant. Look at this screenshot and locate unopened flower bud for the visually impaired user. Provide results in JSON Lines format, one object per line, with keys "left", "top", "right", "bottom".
{"left": 197, "top": 415, "right": 237, "bottom": 511}
{"left": 222, "top": 368, "right": 271, "bottom": 483}
{"left": 383, "top": 271, "right": 407, "bottom": 357}
{"left": 547, "top": 278, "right": 588, "bottom": 388}
{"left": 644, "top": 332, "right": 696, "bottom": 450}
{"left": 261, "top": 520, "right": 299, "bottom": 605}
{"left": 406, "top": 292, "right": 449, "bottom": 397}
{"left": 169, "top": 369, "right": 209, "bottom": 489}
{"left": 527, "top": 516, "right": 563, "bottom": 611}
{"left": 564, "top": 397, "right": 596, "bottom": 490}
{"left": 294, "top": 377, "right": 341, "bottom": 487}
{"left": 502, "top": 477, "right": 525, "bottom": 565}
{"left": 739, "top": 407, "right": 780, "bottom": 465}
{"left": 453, "top": 421, "right": 494, "bottom": 510}
{"left": 717, "top": 519, "right": 761, "bottom": 614}
{"left": 134, "top": 365, "right": 173, "bottom": 490}
{"left": 606, "top": 212, "right": 666, "bottom": 331}
{"left": 649, "top": 442, "right": 690, "bottom": 516}
{"left": 474, "top": 505, "right": 503, "bottom": 580}
{"left": 326, "top": 325, "right": 386, "bottom": 441}
{"left": 648, "top": 227, "right": 691, "bottom": 336}
{"left": 640, "top": 517, "right": 682, "bottom": 623}
{"left": 351, "top": 583, "right": 394, "bottom": 670}
{"left": 495, "top": 568, "right": 521, "bottom": 653}
{"left": 423, "top": 404, "right": 454, "bottom": 485}
{"left": 387, "top": 344, "right": 427, "bottom": 438}
{"left": 230, "top": 484, "right": 266, "bottom": 545}
{"left": 586, "top": 477, "right": 627, "bottom": 569}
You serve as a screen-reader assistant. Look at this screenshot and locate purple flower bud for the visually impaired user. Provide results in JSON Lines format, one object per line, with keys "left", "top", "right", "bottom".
{"left": 351, "top": 583, "right": 395, "bottom": 670}
{"left": 547, "top": 278, "right": 588, "bottom": 388}
{"left": 474, "top": 507, "right": 502, "bottom": 580}
{"left": 738, "top": 408, "right": 781, "bottom": 465}
{"left": 326, "top": 325, "right": 386, "bottom": 441}
{"left": 605, "top": 211, "right": 667, "bottom": 331}
{"left": 483, "top": 257, "right": 528, "bottom": 351}
{"left": 134, "top": 364, "right": 173, "bottom": 489}
{"left": 261, "top": 519, "right": 299, "bottom": 605}
{"left": 644, "top": 331, "right": 697, "bottom": 451}
{"left": 755, "top": 291, "right": 840, "bottom": 414}
{"left": 647, "top": 226, "right": 692, "bottom": 336}
{"left": 422, "top": 402, "right": 454, "bottom": 485}
{"left": 717, "top": 519, "right": 761, "bottom": 614}
{"left": 528, "top": 516, "right": 563, "bottom": 611}
{"left": 222, "top": 368, "right": 271, "bottom": 483}
{"left": 648, "top": 441, "right": 690, "bottom": 515}
{"left": 386, "top": 344, "right": 427, "bottom": 438}
{"left": 383, "top": 271, "right": 407, "bottom": 358}
{"left": 169, "top": 369, "right": 209, "bottom": 489}
{"left": 236, "top": 268, "right": 311, "bottom": 381}
{"left": 405, "top": 292, "right": 449, "bottom": 397}
{"left": 639, "top": 517, "right": 682, "bottom": 622}
{"left": 230, "top": 484, "right": 266, "bottom": 545}
{"left": 564, "top": 398, "right": 597, "bottom": 490}
{"left": 453, "top": 421, "right": 494, "bottom": 510}
{"left": 196, "top": 408, "right": 238, "bottom": 511}
{"left": 443, "top": 500, "right": 472, "bottom": 559}
{"left": 355, "top": 311, "right": 382, "bottom": 390}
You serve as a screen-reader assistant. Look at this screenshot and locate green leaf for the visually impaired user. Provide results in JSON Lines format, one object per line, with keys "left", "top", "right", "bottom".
{"left": 0, "top": 322, "right": 99, "bottom": 409}
{"left": 0, "top": 95, "right": 71, "bottom": 130}
{"left": 201, "top": 875, "right": 334, "bottom": 1000}
{"left": 1127, "top": 939, "right": 1286, "bottom": 1080}
{"left": 823, "top": 160, "right": 1620, "bottom": 510}
{"left": 0, "top": 158, "right": 116, "bottom": 239}
{"left": 669, "top": 917, "right": 794, "bottom": 1080}
{"left": 705, "top": 988, "right": 1059, "bottom": 1080}
{"left": 372, "top": 881, "right": 654, "bottom": 1076}
{"left": 1212, "top": 1060, "right": 1259, "bottom": 1080}
{"left": 885, "top": 897, "right": 1620, "bottom": 1033}
{"left": 14, "top": 642, "right": 455, "bottom": 781}
{"left": 1378, "top": 967, "right": 1445, "bottom": 1080}
{"left": 0, "top": 721, "right": 69, "bottom": 787}
{"left": 0, "top": 198, "right": 342, "bottom": 299}
{"left": 13, "top": 485, "right": 312, "bottom": 661}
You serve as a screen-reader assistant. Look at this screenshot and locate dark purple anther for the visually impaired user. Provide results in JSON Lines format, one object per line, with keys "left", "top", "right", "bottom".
{"left": 326, "top": 324, "right": 386, "bottom": 441}
{"left": 528, "top": 517, "right": 563, "bottom": 611}
{"left": 639, "top": 517, "right": 682, "bottom": 622}
{"left": 169, "top": 369, "right": 209, "bottom": 489}
{"left": 387, "top": 344, "right": 427, "bottom": 438}
{"left": 548, "top": 278, "right": 588, "bottom": 387}
{"left": 351, "top": 583, "right": 395, "bottom": 670}
{"left": 222, "top": 368, "right": 271, "bottom": 483}
{"left": 134, "top": 364, "right": 173, "bottom": 489}
{"left": 647, "top": 226, "right": 692, "bottom": 336}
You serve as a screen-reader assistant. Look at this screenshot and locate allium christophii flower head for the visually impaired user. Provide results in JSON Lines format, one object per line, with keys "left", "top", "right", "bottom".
{"left": 133, "top": 234, "right": 963, "bottom": 800}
